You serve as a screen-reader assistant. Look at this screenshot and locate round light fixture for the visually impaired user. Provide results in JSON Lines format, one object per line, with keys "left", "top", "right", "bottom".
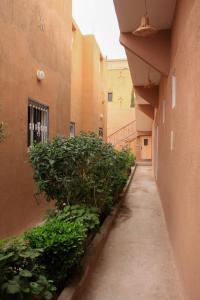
{"left": 133, "top": 15, "right": 158, "bottom": 37}
{"left": 37, "top": 70, "right": 45, "bottom": 81}
{"left": 133, "top": 0, "right": 158, "bottom": 37}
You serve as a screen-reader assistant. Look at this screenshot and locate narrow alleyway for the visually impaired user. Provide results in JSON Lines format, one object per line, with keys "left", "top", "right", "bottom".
{"left": 80, "top": 166, "right": 184, "bottom": 300}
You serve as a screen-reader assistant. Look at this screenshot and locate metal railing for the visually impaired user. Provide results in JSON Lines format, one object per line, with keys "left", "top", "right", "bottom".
{"left": 107, "top": 120, "right": 137, "bottom": 147}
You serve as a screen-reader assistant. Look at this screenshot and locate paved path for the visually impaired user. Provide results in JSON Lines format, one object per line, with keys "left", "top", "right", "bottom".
{"left": 80, "top": 166, "right": 184, "bottom": 300}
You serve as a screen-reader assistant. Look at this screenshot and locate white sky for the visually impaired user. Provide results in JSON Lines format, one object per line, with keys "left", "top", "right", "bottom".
{"left": 72, "top": 0, "right": 126, "bottom": 59}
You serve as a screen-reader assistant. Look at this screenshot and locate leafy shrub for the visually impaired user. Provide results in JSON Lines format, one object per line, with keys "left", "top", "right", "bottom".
{"left": 0, "top": 239, "right": 56, "bottom": 300}
{"left": 0, "top": 121, "right": 6, "bottom": 143}
{"left": 29, "top": 133, "right": 135, "bottom": 214}
{"left": 0, "top": 205, "right": 100, "bottom": 297}
{"left": 109, "top": 148, "right": 134, "bottom": 195}
{"left": 25, "top": 219, "right": 87, "bottom": 289}
{"left": 46, "top": 205, "right": 100, "bottom": 233}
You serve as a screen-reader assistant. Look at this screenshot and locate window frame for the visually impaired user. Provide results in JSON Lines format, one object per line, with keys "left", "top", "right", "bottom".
{"left": 69, "top": 121, "right": 76, "bottom": 137}
{"left": 162, "top": 100, "right": 166, "bottom": 123}
{"left": 144, "top": 138, "right": 148, "bottom": 146}
{"left": 170, "top": 130, "right": 174, "bottom": 151}
{"left": 28, "top": 98, "right": 49, "bottom": 147}
{"left": 172, "top": 74, "right": 176, "bottom": 109}
{"left": 99, "top": 127, "right": 103, "bottom": 139}
{"left": 108, "top": 92, "right": 113, "bottom": 102}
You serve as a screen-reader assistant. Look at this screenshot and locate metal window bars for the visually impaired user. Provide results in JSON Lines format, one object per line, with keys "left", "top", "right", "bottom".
{"left": 28, "top": 99, "right": 48, "bottom": 146}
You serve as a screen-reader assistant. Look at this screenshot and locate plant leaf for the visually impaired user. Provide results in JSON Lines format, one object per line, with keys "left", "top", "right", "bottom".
{"left": 19, "top": 269, "right": 33, "bottom": 278}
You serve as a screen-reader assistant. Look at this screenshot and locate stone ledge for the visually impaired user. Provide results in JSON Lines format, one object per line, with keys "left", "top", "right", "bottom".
{"left": 136, "top": 160, "right": 152, "bottom": 166}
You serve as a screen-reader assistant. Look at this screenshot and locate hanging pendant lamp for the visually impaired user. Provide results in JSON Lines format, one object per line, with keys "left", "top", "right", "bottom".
{"left": 133, "top": 0, "right": 158, "bottom": 37}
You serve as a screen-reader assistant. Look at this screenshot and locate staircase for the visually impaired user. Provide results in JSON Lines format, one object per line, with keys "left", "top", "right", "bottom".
{"left": 107, "top": 120, "right": 137, "bottom": 149}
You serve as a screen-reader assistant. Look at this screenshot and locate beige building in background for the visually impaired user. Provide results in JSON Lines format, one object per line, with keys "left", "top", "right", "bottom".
{"left": 71, "top": 20, "right": 107, "bottom": 140}
{"left": 106, "top": 59, "right": 135, "bottom": 135}
{"left": 106, "top": 59, "right": 152, "bottom": 159}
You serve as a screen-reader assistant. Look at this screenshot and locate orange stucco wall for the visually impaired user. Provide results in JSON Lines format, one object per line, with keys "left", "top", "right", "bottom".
{"left": 0, "top": 0, "right": 72, "bottom": 238}
{"left": 155, "top": 1, "right": 200, "bottom": 299}
{"left": 82, "top": 36, "right": 107, "bottom": 138}
{"left": 71, "top": 22, "right": 83, "bottom": 135}
{"left": 135, "top": 106, "right": 153, "bottom": 132}
{"left": 71, "top": 23, "right": 107, "bottom": 139}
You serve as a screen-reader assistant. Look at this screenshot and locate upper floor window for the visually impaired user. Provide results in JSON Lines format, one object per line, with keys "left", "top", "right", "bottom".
{"left": 99, "top": 127, "right": 103, "bottom": 139}
{"left": 108, "top": 92, "right": 113, "bottom": 102}
{"left": 162, "top": 100, "right": 166, "bottom": 123}
{"left": 70, "top": 122, "right": 76, "bottom": 137}
{"left": 28, "top": 99, "right": 48, "bottom": 147}
{"left": 172, "top": 74, "right": 176, "bottom": 109}
{"left": 170, "top": 130, "right": 174, "bottom": 151}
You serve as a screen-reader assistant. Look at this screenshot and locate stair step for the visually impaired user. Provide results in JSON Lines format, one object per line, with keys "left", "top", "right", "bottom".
{"left": 136, "top": 160, "right": 152, "bottom": 166}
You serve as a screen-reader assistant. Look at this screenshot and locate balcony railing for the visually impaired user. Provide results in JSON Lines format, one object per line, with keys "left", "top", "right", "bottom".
{"left": 107, "top": 120, "right": 137, "bottom": 147}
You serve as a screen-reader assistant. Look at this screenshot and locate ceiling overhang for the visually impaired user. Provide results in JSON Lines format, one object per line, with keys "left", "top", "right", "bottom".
{"left": 126, "top": 48, "right": 161, "bottom": 86}
{"left": 114, "top": 0, "right": 176, "bottom": 33}
{"left": 137, "top": 104, "right": 154, "bottom": 119}
{"left": 114, "top": 0, "right": 176, "bottom": 88}
{"left": 120, "top": 30, "right": 171, "bottom": 76}
{"left": 134, "top": 86, "right": 159, "bottom": 108}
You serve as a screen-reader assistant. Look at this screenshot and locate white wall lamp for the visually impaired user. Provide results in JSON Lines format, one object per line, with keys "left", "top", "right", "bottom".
{"left": 37, "top": 70, "right": 45, "bottom": 81}
{"left": 100, "top": 113, "right": 104, "bottom": 120}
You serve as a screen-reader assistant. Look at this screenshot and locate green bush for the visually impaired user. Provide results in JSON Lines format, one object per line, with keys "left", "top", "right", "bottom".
{"left": 46, "top": 205, "right": 100, "bottom": 233}
{"left": 0, "top": 239, "right": 56, "bottom": 300}
{"left": 0, "top": 121, "right": 5, "bottom": 143}
{"left": 0, "top": 206, "right": 100, "bottom": 297}
{"left": 29, "top": 132, "right": 135, "bottom": 213}
{"left": 25, "top": 218, "right": 87, "bottom": 289}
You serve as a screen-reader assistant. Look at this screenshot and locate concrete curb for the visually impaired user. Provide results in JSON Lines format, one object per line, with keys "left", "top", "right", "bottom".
{"left": 58, "top": 165, "right": 137, "bottom": 300}
{"left": 136, "top": 160, "right": 152, "bottom": 166}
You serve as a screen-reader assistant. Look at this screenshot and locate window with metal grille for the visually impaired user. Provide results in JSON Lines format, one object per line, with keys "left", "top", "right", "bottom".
{"left": 108, "top": 92, "right": 113, "bottom": 102}
{"left": 69, "top": 122, "right": 76, "bottom": 137}
{"left": 99, "top": 127, "right": 103, "bottom": 139}
{"left": 144, "top": 138, "right": 148, "bottom": 146}
{"left": 28, "top": 99, "right": 49, "bottom": 146}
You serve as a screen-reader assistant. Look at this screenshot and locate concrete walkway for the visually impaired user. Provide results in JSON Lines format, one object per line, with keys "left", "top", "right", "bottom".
{"left": 80, "top": 166, "right": 184, "bottom": 300}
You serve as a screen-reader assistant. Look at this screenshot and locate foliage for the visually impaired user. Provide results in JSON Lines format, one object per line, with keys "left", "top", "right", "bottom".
{"left": 29, "top": 133, "right": 135, "bottom": 214}
{"left": 130, "top": 89, "right": 135, "bottom": 108}
{"left": 0, "top": 239, "right": 56, "bottom": 300}
{"left": 0, "top": 121, "right": 6, "bottom": 143}
{"left": 1, "top": 133, "right": 135, "bottom": 297}
{"left": 0, "top": 206, "right": 100, "bottom": 296}
{"left": 46, "top": 205, "right": 100, "bottom": 233}
{"left": 25, "top": 218, "right": 88, "bottom": 289}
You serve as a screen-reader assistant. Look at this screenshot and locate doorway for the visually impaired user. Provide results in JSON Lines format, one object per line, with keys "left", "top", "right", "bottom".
{"left": 141, "top": 136, "right": 152, "bottom": 160}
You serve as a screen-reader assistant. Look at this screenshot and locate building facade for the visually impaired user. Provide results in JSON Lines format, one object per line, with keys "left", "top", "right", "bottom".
{"left": 106, "top": 59, "right": 152, "bottom": 159}
{"left": 0, "top": 8, "right": 108, "bottom": 238}
{"left": 114, "top": 0, "right": 200, "bottom": 299}
{"left": 106, "top": 59, "right": 135, "bottom": 135}
{"left": 0, "top": 0, "right": 72, "bottom": 238}
{"left": 106, "top": 59, "right": 136, "bottom": 151}
{"left": 71, "top": 21, "right": 107, "bottom": 140}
